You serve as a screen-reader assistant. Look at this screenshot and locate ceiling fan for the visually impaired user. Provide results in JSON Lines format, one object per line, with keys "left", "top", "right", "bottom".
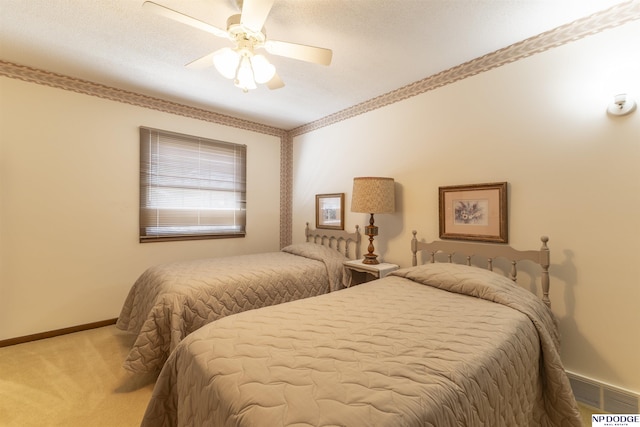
{"left": 143, "top": 0, "right": 333, "bottom": 92}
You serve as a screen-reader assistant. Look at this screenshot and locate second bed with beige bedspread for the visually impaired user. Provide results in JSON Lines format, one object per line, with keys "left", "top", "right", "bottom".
{"left": 142, "top": 263, "right": 581, "bottom": 426}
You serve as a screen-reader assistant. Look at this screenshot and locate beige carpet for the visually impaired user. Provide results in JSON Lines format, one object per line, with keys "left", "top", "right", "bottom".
{"left": 0, "top": 326, "right": 154, "bottom": 427}
{"left": 1, "top": 325, "right": 599, "bottom": 426}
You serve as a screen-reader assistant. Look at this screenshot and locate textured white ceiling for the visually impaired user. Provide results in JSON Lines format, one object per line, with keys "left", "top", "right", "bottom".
{"left": 0, "top": 0, "right": 629, "bottom": 129}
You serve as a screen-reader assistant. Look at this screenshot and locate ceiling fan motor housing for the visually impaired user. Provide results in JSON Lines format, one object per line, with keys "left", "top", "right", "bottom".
{"left": 227, "top": 14, "right": 266, "bottom": 50}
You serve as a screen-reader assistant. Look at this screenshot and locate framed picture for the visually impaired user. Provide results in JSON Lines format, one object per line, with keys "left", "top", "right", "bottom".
{"left": 439, "top": 182, "right": 508, "bottom": 243}
{"left": 316, "top": 193, "right": 345, "bottom": 230}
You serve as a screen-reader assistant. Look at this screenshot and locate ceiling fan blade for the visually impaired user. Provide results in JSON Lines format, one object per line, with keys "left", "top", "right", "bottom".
{"left": 266, "top": 73, "right": 285, "bottom": 90}
{"left": 142, "top": 1, "right": 229, "bottom": 39}
{"left": 265, "top": 40, "right": 332, "bottom": 66}
{"left": 185, "top": 51, "right": 217, "bottom": 70}
{"left": 240, "top": 0, "right": 275, "bottom": 32}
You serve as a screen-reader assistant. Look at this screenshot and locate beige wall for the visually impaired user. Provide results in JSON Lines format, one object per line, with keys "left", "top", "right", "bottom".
{"left": 0, "top": 78, "right": 281, "bottom": 340}
{"left": 292, "top": 21, "right": 640, "bottom": 392}
{"left": 1, "top": 11, "right": 638, "bottom": 397}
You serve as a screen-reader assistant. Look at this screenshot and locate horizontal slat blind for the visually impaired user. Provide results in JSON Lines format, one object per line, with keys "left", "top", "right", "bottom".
{"left": 140, "top": 127, "right": 246, "bottom": 242}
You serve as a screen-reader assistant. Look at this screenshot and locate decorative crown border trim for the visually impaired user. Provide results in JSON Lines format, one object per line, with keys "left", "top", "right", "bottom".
{"left": 290, "top": 1, "right": 640, "bottom": 136}
{"left": 0, "top": 60, "right": 286, "bottom": 138}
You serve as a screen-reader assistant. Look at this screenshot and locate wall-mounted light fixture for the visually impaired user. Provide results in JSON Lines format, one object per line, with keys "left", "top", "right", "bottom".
{"left": 607, "top": 93, "right": 636, "bottom": 116}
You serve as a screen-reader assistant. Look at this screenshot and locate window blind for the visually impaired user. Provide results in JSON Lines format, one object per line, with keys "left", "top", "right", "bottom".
{"left": 139, "top": 127, "right": 246, "bottom": 242}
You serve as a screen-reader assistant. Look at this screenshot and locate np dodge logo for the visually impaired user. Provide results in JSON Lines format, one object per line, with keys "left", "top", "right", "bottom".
{"left": 592, "top": 414, "right": 640, "bottom": 427}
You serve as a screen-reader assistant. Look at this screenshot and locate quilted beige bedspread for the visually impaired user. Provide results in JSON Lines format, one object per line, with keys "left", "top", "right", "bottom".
{"left": 142, "top": 263, "right": 581, "bottom": 427}
{"left": 116, "top": 243, "right": 349, "bottom": 374}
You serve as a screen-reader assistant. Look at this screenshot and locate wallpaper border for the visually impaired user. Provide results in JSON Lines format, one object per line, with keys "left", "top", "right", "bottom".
{"left": 289, "top": 1, "right": 640, "bottom": 136}
{"left": 1, "top": 1, "right": 638, "bottom": 247}
{"left": 0, "top": 60, "right": 286, "bottom": 138}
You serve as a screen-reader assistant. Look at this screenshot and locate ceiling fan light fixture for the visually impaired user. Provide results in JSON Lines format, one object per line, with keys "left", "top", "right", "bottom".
{"left": 250, "top": 54, "right": 276, "bottom": 84}
{"left": 145, "top": 0, "right": 333, "bottom": 92}
{"left": 213, "top": 47, "right": 240, "bottom": 79}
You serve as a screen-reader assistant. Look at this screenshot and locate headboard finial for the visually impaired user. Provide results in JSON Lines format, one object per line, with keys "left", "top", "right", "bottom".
{"left": 411, "top": 231, "right": 418, "bottom": 266}
{"left": 539, "top": 235, "right": 550, "bottom": 308}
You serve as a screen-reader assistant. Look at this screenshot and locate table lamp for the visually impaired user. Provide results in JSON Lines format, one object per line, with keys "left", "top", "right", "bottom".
{"left": 351, "top": 177, "right": 395, "bottom": 265}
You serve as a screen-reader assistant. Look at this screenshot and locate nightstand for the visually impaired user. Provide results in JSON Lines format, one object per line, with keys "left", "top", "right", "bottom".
{"left": 343, "top": 259, "right": 399, "bottom": 287}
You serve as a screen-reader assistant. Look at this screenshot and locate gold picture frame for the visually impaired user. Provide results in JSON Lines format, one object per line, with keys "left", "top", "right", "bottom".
{"left": 316, "top": 193, "right": 345, "bottom": 230}
{"left": 439, "top": 182, "right": 508, "bottom": 243}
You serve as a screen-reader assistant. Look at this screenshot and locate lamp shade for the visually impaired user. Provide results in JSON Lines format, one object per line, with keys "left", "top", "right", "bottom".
{"left": 250, "top": 54, "right": 276, "bottom": 84}
{"left": 351, "top": 177, "right": 395, "bottom": 214}
{"left": 213, "top": 47, "right": 240, "bottom": 79}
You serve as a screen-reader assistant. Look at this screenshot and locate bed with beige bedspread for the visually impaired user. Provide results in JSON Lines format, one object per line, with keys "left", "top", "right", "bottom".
{"left": 141, "top": 262, "right": 581, "bottom": 426}
{"left": 116, "top": 242, "right": 351, "bottom": 374}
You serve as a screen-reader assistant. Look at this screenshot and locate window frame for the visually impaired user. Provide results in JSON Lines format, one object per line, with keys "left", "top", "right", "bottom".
{"left": 139, "top": 126, "right": 247, "bottom": 243}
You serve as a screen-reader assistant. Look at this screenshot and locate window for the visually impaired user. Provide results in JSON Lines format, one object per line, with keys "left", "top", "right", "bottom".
{"left": 139, "top": 127, "right": 246, "bottom": 242}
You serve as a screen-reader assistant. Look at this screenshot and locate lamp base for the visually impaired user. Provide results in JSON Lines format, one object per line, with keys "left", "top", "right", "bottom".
{"left": 362, "top": 253, "right": 380, "bottom": 265}
{"left": 363, "top": 213, "right": 380, "bottom": 265}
